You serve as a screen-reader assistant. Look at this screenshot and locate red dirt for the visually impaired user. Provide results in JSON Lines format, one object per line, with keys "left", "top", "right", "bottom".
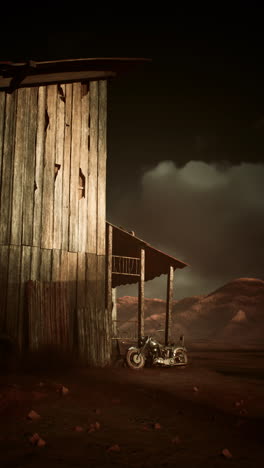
{"left": 1, "top": 351, "right": 264, "bottom": 467}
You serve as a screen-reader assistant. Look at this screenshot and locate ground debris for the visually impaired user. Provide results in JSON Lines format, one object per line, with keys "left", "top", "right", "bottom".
{"left": 193, "top": 386, "right": 199, "bottom": 392}
{"left": 221, "top": 448, "right": 232, "bottom": 459}
{"left": 171, "top": 435, "right": 181, "bottom": 445}
{"left": 107, "top": 444, "right": 121, "bottom": 452}
{"left": 27, "top": 410, "right": 41, "bottom": 420}
{"left": 74, "top": 426, "right": 84, "bottom": 432}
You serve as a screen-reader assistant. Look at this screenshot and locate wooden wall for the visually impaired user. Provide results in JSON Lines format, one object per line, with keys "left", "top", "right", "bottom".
{"left": 0, "top": 80, "right": 110, "bottom": 366}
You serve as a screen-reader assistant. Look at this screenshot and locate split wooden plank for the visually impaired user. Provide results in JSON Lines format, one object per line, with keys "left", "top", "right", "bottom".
{"left": 22, "top": 88, "right": 38, "bottom": 246}
{"left": 86, "top": 252, "right": 98, "bottom": 365}
{"left": 0, "top": 92, "right": 16, "bottom": 244}
{"left": 40, "top": 248, "right": 52, "bottom": 282}
{"left": 87, "top": 81, "right": 98, "bottom": 254}
{"left": 30, "top": 247, "right": 40, "bottom": 281}
{"left": 53, "top": 84, "right": 65, "bottom": 249}
{"left": 6, "top": 245, "right": 21, "bottom": 340}
{"left": 0, "top": 245, "right": 9, "bottom": 331}
{"left": 52, "top": 248, "right": 61, "bottom": 281}
{"left": 97, "top": 80, "right": 107, "bottom": 256}
{"left": 33, "top": 86, "right": 46, "bottom": 247}
{"left": 0, "top": 92, "right": 6, "bottom": 182}
{"left": 41, "top": 85, "right": 57, "bottom": 249}
{"left": 69, "top": 83, "right": 81, "bottom": 252}
{"left": 10, "top": 88, "right": 30, "bottom": 245}
{"left": 18, "top": 246, "right": 31, "bottom": 349}
{"left": 77, "top": 252, "right": 86, "bottom": 309}
{"left": 61, "top": 83, "right": 72, "bottom": 251}
{"left": 78, "top": 83, "right": 89, "bottom": 252}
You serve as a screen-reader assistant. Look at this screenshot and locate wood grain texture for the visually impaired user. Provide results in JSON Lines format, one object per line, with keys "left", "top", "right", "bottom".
{"left": 78, "top": 83, "right": 89, "bottom": 252}
{"left": 0, "top": 245, "right": 9, "bottom": 331}
{"left": 33, "top": 87, "right": 46, "bottom": 247}
{"left": 61, "top": 84, "right": 72, "bottom": 251}
{"left": 53, "top": 84, "right": 65, "bottom": 249}
{"left": 0, "top": 92, "right": 16, "bottom": 244}
{"left": 22, "top": 88, "right": 38, "bottom": 246}
{"left": 41, "top": 85, "right": 57, "bottom": 249}
{"left": 0, "top": 92, "right": 6, "bottom": 184}
{"left": 18, "top": 246, "right": 31, "bottom": 349}
{"left": 6, "top": 245, "right": 21, "bottom": 340}
{"left": 10, "top": 88, "right": 30, "bottom": 244}
{"left": 87, "top": 81, "right": 98, "bottom": 254}
{"left": 97, "top": 80, "right": 107, "bottom": 255}
{"left": 40, "top": 248, "right": 52, "bottom": 282}
{"left": 30, "top": 246, "right": 40, "bottom": 281}
{"left": 69, "top": 83, "right": 81, "bottom": 252}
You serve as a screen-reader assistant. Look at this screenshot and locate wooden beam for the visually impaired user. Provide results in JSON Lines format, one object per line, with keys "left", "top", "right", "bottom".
{"left": 106, "top": 224, "right": 113, "bottom": 328}
{"left": 165, "top": 265, "right": 174, "bottom": 346}
{"left": 138, "top": 248, "right": 145, "bottom": 342}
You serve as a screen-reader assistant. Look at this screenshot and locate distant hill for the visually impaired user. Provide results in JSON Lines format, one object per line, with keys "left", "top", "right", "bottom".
{"left": 116, "top": 278, "right": 264, "bottom": 348}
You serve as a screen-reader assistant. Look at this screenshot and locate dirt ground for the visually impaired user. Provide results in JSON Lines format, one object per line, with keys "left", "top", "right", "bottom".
{"left": 1, "top": 350, "right": 264, "bottom": 468}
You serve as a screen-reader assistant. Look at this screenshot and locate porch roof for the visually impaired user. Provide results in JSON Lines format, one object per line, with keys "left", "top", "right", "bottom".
{"left": 107, "top": 222, "right": 189, "bottom": 288}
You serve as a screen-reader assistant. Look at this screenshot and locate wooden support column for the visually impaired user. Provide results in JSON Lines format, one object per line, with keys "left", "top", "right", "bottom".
{"left": 138, "top": 248, "right": 145, "bottom": 343}
{"left": 112, "top": 287, "right": 117, "bottom": 337}
{"left": 106, "top": 224, "right": 113, "bottom": 333}
{"left": 165, "top": 265, "right": 174, "bottom": 345}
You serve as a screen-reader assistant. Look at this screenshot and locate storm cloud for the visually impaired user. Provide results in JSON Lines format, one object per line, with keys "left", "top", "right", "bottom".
{"left": 108, "top": 161, "right": 264, "bottom": 299}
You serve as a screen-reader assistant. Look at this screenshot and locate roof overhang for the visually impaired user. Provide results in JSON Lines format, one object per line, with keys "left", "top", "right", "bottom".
{"left": 0, "top": 57, "right": 151, "bottom": 92}
{"left": 107, "top": 222, "right": 189, "bottom": 288}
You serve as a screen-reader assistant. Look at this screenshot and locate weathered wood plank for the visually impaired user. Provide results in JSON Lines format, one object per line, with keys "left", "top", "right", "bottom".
{"left": 78, "top": 83, "right": 89, "bottom": 252}
{"left": 106, "top": 224, "right": 112, "bottom": 343}
{"left": 22, "top": 88, "right": 38, "bottom": 246}
{"left": 87, "top": 82, "right": 98, "bottom": 254}
{"left": 30, "top": 247, "right": 40, "bottom": 281}
{"left": 165, "top": 266, "right": 174, "bottom": 346}
{"left": 86, "top": 252, "right": 97, "bottom": 365}
{"left": 138, "top": 248, "right": 145, "bottom": 342}
{"left": 0, "top": 245, "right": 9, "bottom": 332}
{"left": 52, "top": 248, "right": 61, "bottom": 281}
{"left": 40, "top": 248, "right": 52, "bottom": 282}
{"left": 53, "top": 84, "right": 65, "bottom": 249}
{"left": 0, "top": 92, "right": 16, "bottom": 244}
{"left": 68, "top": 251, "right": 77, "bottom": 348}
{"left": 10, "top": 89, "right": 30, "bottom": 245}
{"left": 61, "top": 84, "right": 72, "bottom": 251}
{"left": 97, "top": 80, "right": 107, "bottom": 255}
{"left": 33, "top": 87, "right": 46, "bottom": 247}
{"left": 77, "top": 252, "right": 86, "bottom": 308}
{"left": 69, "top": 83, "right": 81, "bottom": 252}
{"left": 96, "top": 254, "right": 110, "bottom": 366}
{"left": 0, "top": 92, "right": 6, "bottom": 183}
{"left": 41, "top": 85, "right": 57, "bottom": 249}
{"left": 60, "top": 250, "right": 69, "bottom": 282}
{"left": 6, "top": 245, "right": 21, "bottom": 340}
{"left": 18, "top": 246, "right": 31, "bottom": 349}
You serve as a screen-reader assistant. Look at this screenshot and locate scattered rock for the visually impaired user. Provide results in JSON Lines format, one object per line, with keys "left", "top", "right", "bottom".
{"left": 239, "top": 408, "right": 248, "bottom": 416}
{"left": 94, "top": 421, "right": 100, "bottom": 430}
{"left": 37, "top": 438, "right": 46, "bottom": 447}
{"left": 60, "top": 386, "right": 69, "bottom": 396}
{"left": 193, "top": 386, "right": 199, "bottom": 392}
{"left": 108, "top": 444, "right": 121, "bottom": 452}
{"left": 27, "top": 410, "right": 41, "bottom": 420}
{"left": 74, "top": 426, "right": 84, "bottom": 432}
{"left": 94, "top": 408, "right": 101, "bottom": 415}
{"left": 29, "top": 433, "right": 40, "bottom": 445}
{"left": 221, "top": 448, "right": 232, "bottom": 459}
{"left": 154, "top": 422, "right": 161, "bottom": 430}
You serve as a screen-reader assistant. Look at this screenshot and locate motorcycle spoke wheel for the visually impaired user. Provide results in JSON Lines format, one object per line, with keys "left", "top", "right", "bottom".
{"left": 126, "top": 349, "right": 145, "bottom": 370}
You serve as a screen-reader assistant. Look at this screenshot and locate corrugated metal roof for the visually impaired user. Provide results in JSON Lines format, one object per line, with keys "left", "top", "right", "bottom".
{"left": 0, "top": 58, "right": 150, "bottom": 92}
{"left": 107, "top": 222, "right": 189, "bottom": 287}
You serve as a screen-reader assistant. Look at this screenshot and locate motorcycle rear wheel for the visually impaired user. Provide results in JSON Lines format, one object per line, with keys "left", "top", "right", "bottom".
{"left": 126, "top": 348, "right": 145, "bottom": 370}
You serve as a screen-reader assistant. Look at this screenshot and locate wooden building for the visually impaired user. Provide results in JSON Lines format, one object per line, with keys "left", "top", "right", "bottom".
{"left": 0, "top": 58, "right": 188, "bottom": 367}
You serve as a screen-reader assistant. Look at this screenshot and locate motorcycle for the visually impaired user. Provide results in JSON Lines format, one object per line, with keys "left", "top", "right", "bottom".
{"left": 125, "top": 334, "right": 188, "bottom": 370}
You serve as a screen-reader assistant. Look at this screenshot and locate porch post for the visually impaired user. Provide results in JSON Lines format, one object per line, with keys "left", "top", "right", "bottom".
{"left": 165, "top": 265, "right": 174, "bottom": 345}
{"left": 112, "top": 287, "right": 117, "bottom": 337}
{"left": 106, "top": 224, "right": 113, "bottom": 335}
{"left": 138, "top": 248, "right": 145, "bottom": 343}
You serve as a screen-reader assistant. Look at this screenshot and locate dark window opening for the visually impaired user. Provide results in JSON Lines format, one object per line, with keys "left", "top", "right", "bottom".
{"left": 79, "top": 168, "right": 85, "bottom": 199}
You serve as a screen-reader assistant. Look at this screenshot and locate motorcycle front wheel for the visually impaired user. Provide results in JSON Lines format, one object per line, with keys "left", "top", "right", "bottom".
{"left": 126, "top": 348, "right": 145, "bottom": 370}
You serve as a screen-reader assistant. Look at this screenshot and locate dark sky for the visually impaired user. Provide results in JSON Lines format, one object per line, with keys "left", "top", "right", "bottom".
{"left": 2, "top": 13, "right": 264, "bottom": 299}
